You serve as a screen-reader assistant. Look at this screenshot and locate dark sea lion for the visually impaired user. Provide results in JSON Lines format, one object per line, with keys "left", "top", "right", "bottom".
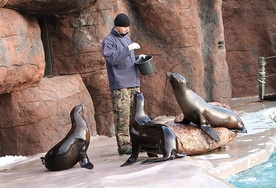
{"left": 121, "top": 92, "right": 186, "bottom": 167}
{"left": 41, "top": 104, "right": 94, "bottom": 171}
{"left": 167, "top": 72, "right": 247, "bottom": 142}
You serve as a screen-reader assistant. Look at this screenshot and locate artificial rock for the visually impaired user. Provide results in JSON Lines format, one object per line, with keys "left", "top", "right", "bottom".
{"left": 0, "top": 8, "right": 45, "bottom": 95}
{"left": 5, "top": 0, "right": 97, "bottom": 15}
{"left": 0, "top": 74, "right": 96, "bottom": 156}
{"left": 47, "top": 0, "right": 232, "bottom": 135}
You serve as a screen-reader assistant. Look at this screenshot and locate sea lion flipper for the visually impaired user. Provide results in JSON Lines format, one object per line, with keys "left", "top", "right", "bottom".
{"left": 121, "top": 155, "right": 138, "bottom": 167}
{"left": 176, "top": 152, "right": 186, "bottom": 158}
{"left": 78, "top": 149, "right": 94, "bottom": 170}
{"left": 141, "top": 157, "right": 168, "bottom": 164}
{"left": 200, "top": 125, "right": 220, "bottom": 142}
{"left": 142, "top": 150, "right": 178, "bottom": 164}
{"left": 236, "top": 126, "right": 247, "bottom": 133}
{"left": 79, "top": 157, "right": 94, "bottom": 170}
{"left": 81, "top": 162, "right": 94, "bottom": 169}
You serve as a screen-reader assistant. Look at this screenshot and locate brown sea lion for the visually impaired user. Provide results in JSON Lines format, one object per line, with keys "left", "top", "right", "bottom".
{"left": 121, "top": 92, "right": 185, "bottom": 167}
{"left": 41, "top": 104, "right": 93, "bottom": 171}
{"left": 167, "top": 72, "right": 247, "bottom": 142}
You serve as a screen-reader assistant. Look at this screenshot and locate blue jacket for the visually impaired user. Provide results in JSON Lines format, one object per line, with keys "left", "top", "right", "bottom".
{"left": 102, "top": 28, "right": 140, "bottom": 90}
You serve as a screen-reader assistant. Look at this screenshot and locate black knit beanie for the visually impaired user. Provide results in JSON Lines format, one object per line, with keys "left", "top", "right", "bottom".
{"left": 114, "top": 13, "right": 130, "bottom": 27}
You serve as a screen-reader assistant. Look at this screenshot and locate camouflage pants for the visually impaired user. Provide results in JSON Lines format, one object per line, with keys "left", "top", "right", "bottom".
{"left": 111, "top": 87, "right": 140, "bottom": 151}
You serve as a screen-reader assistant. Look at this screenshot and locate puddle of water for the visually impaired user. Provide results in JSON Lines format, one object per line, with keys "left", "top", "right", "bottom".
{"left": 239, "top": 107, "right": 276, "bottom": 134}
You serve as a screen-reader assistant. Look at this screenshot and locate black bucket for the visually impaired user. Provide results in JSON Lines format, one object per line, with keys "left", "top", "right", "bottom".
{"left": 135, "top": 55, "right": 155, "bottom": 75}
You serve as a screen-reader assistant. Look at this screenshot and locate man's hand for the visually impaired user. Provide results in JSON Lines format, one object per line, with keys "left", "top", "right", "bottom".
{"left": 128, "top": 43, "right": 140, "bottom": 51}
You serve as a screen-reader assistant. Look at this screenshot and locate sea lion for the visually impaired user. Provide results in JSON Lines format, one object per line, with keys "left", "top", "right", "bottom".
{"left": 167, "top": 72, "right": 247, "bottom": 142}
{"left": 121, "top": 92, "right": 186, "bottom": 167}
{"left": 41, "top": 104, "right": 94, "bottom": 171}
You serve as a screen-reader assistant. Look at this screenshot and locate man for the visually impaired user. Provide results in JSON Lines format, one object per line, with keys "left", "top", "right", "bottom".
{"left": 102, "top": 13, "right": 143, "bottom": 155}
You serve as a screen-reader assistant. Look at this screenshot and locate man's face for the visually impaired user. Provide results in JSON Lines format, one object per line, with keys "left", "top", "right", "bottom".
{"left": 115, "top": 26, "right": 130, "bottom": 34}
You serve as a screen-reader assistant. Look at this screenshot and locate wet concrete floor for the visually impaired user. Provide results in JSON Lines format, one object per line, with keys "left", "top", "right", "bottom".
{"left": 0, "top": 96, "right": 275, "bottom": 187}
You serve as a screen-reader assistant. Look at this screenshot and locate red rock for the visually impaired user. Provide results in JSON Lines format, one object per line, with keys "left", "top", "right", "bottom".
{"left": 0, "top": 74, "right": 96, "bottom": 156}
{"left": 165, "top": 121, "right": 237, "bottom": 155}
{"left": 4, "top": 0, "right": 96, "bottom": 15}
{"left": 0, "top": 8, "right": 45, "bottom": 95}
{"left": 0, "top": 0, "right": 8, "bottom": 7}
{"left": 46, "top": 1, "right": 232, "bottom": 136}
{"left": 153, "top": 115, "right": 237, "bottom": 155}
{"left": 222, "top": 0, "right": 276, "bottom": 97}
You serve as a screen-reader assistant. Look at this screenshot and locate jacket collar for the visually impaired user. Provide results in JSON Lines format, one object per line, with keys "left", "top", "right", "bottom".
{"left": 111, "top": 27, "right": 128, "bottom": 37}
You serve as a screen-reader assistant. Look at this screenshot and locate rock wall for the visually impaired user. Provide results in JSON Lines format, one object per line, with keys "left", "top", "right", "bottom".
{"left": 5, "top": 0, "right": 96, "bottom": 15}
{"left": 222, "top": 0, "right": 276, "bottom": 97}
{"left": 0, "top": 75, "right": 96, "bottom": 156}
{"left": 0, "top": 8, "right": 45, "bottom": 94}
{"left": 46, "top": 0, "right": 232, "bottom": 136}
{"left": 0, "top": 6, "right": 97, "bottom": 155}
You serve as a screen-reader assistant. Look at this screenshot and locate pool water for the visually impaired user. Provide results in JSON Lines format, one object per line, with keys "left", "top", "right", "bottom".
{"left": 226, "top": 149, "right": 276, "bottom": 188}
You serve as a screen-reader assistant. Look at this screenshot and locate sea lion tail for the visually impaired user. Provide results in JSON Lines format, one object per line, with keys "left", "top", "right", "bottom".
{"left": 200, "top": 125, "right": 220, "bottom": 142}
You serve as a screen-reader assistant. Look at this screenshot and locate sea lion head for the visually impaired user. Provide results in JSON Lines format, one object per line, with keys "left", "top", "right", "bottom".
{"left": 166, "top": 72, "right": 187, "bottom": 89}
{"left": 70, "top": 104, "right": 86, "bottom": 127}
{"left": 133, "top": 92, "right": 152, "bottom": 125}
{"left": 167, "top": 72, "right": 187, "bottom": 83}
